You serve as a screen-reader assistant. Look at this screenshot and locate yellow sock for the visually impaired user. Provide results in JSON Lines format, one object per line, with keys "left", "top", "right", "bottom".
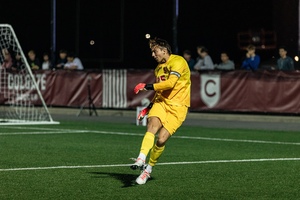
{"left": 149, "top": 144, "right": 165, "bottom": 166}
{"left": 140, "top": 132, "right": 155, "bottom": 156}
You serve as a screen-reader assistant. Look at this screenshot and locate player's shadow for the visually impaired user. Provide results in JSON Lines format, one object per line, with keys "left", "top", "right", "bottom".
{"left": 88, "top": 172, "right": 153, "bottom": 188}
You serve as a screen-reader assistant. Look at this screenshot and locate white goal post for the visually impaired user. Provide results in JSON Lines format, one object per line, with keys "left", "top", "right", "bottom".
{"left": 0, "top": 24, "right": 59, "bottom": 125}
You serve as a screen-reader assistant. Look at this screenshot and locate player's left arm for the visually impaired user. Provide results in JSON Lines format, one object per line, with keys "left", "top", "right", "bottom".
{"left": 153, "top": 73, "right": 179, "bottom": 90}
{"left": 134, "top": 59, "right": 185, "bottom": 93}
{"left": 134, "top": 73, "right": 179, "bottom": 93}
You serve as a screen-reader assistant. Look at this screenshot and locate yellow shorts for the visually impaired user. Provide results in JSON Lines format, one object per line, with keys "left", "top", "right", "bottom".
{"left": 147, "top": 101, "right": 188, "bottom": 135}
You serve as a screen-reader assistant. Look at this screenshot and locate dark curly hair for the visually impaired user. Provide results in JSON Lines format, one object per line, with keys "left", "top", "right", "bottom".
{"left": 149, "top": 37, "right": 172, "bottom": 54}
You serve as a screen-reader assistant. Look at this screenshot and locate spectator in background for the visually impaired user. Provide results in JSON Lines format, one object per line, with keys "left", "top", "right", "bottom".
{"left": 194, "top": 46, "right": 204, "bottom": 70}
{"left": 183, "top": 49, "right": 195, "bottom": 70}
{"left": 1, "top": 48, "right": 13, "bottom": 69}
{"left": 215, "top": 52, "right": 235, "bottom": 70}
{"left": 12, "top": 53, "right": 23, "bottom": 71}
{"left": 56, "top": 49, "right": 68, "bottom": 70}
{"left": 42, "top": 52, "right": 52, "bottom": 70}
{"left": 241, "top": 44, "right": 260, "bottom": 71}
{"left": 277, "top": 46, "right": 294, "bottom": 71}
{"left": 64, "top": 52, "right": 84, "bottom": 70}
{"left": 27, "top": 50, "right": 40, "bottom": 70}
{"left": 194, "top": 46, "right": 214, "bottom": 70}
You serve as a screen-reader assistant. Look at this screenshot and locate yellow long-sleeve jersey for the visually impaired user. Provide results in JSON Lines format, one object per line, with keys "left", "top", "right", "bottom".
{"left": 152, "top": 54, "right": 191, "bottom": 107}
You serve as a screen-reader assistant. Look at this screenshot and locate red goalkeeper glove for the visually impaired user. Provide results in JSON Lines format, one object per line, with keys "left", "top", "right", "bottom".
{"left": 137, "top": 103, "right": 153, "bottom": 121}
{"left": 134, "top": 83, "right": 154, "bottom": 94}
{"left": 138, "top": 107, "right": 150, "bottom": 121}
{"left": 134, "top": 83, "right": 146, "bottom": 94}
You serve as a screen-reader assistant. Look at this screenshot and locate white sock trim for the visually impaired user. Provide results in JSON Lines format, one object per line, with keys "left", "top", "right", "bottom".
{"left": 138, "top": 153, "right": 146, "bottom": 161}
{"left": 146, "top": 165, "right": 152, "bottom": 173}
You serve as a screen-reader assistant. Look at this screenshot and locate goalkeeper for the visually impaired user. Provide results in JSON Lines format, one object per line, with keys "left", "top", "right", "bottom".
{"left": 131, "top": 37, "right": 191, "bottom": 185}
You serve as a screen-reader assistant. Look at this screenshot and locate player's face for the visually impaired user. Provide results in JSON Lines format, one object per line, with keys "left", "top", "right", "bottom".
{"left": 151, "top": 46, "right": 167, "bottom": 63}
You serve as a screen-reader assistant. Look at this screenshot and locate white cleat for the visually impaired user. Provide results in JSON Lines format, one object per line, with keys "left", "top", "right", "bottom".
{"left": 130, "top": 158, "right": 145, "bottom": 170}
{"left": 136, "top": 170, "right": 150, "bottom": 185}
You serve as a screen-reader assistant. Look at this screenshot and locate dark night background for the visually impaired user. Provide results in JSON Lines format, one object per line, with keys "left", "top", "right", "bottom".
{"left": 0, "top": 0, "right": 298, "bottom": 69}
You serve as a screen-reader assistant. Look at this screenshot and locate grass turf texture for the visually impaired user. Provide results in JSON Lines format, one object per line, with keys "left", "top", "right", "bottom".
{"left": 0, "top": 120, "right": 300, "bottom": 199}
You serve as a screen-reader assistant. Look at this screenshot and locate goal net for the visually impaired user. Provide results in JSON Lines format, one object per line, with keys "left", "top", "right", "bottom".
{"left": 0, "top": 24, "right": 58, "bottom": 125}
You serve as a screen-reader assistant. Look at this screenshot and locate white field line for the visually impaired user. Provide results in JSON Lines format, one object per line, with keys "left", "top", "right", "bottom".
{"left": 172, "top": 135, "right": 300, "bottom": 145}
{"left": 0, "top": 158, "right": 299, "bottom": 172}
{"left": 2, "top": 127, "right": 300, "bottom": 146}
{"left": 0, "top": 130, "right": 88, "bottom": 135}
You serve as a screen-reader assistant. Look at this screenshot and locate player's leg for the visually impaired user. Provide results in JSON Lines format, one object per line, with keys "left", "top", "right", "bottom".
{"left": 148, "top": 127, "right": 170, "bottom": 167}
{"left": 136, "top": 105, "right": 188, "bottom": 184}
{"left": 149, "top": 104, "right": 188, "bottom": 167}
{"left": 136, "top": 126, "right": 171, "bottom": 184}
{"left": 130, "top": 116, "right": 162, "bottom": 170}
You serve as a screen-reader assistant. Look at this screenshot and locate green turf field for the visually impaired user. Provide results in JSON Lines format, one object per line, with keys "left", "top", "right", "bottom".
{"left": 1, "top": 120, "right": 300, "bottom": 199}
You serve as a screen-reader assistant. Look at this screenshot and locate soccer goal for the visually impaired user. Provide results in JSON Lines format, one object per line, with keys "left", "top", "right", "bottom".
{"left": 0, "top": 24, "right": 59, "bottom": 125}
